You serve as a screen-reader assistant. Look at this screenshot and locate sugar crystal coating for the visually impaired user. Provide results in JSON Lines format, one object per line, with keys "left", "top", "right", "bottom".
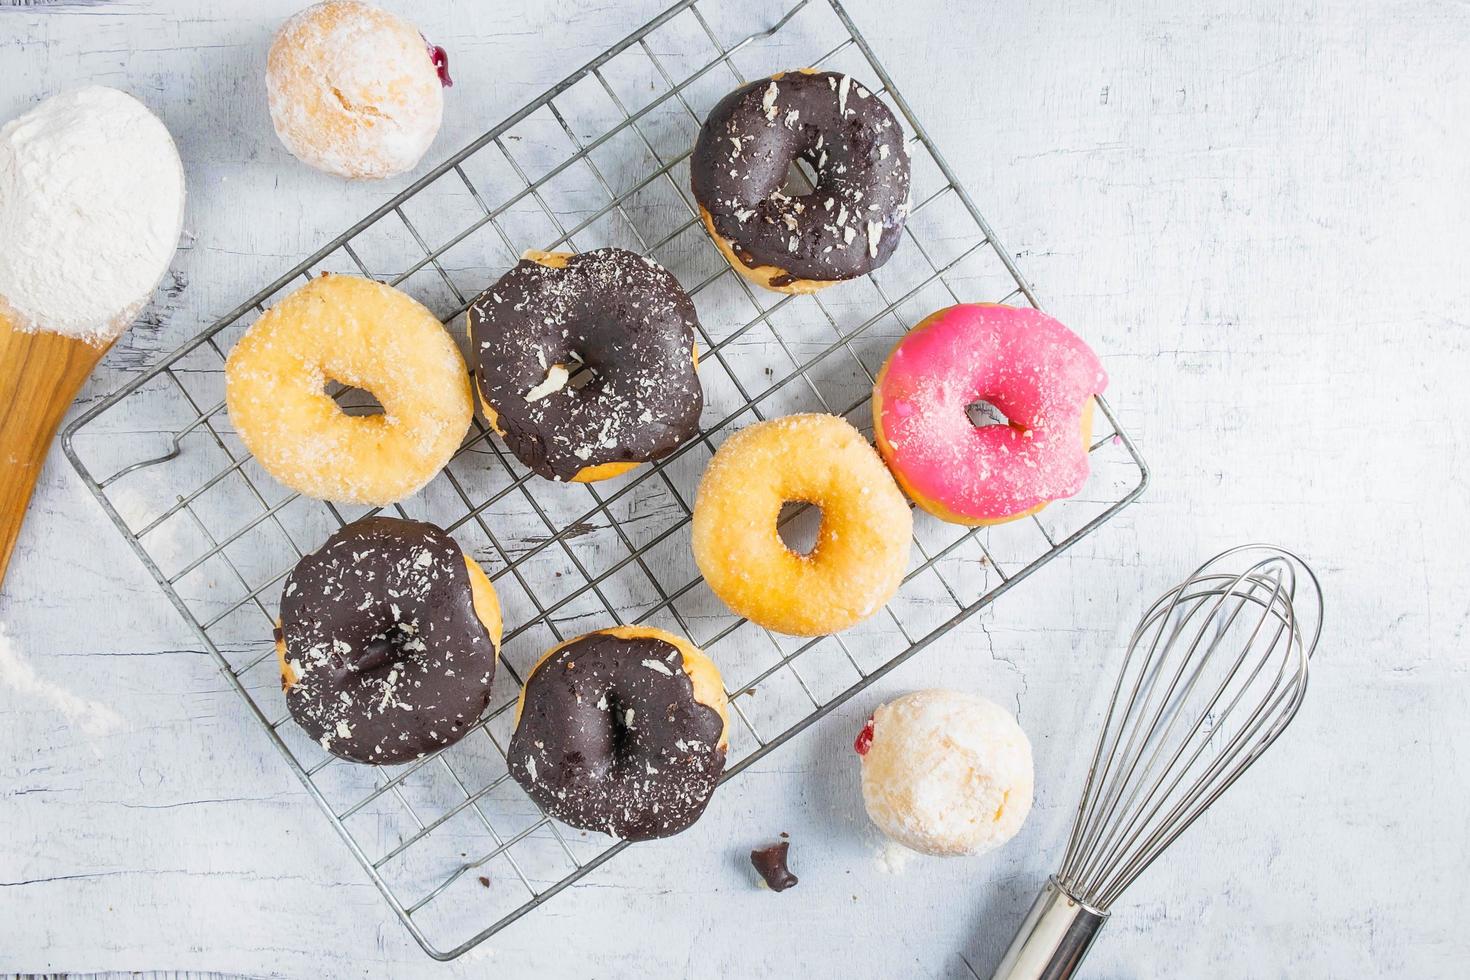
{"left": 860, "top": 689, "right": 1033, "bottom": 857}
{"left": 225, "top": 274, "right": 473, "bottom": 506}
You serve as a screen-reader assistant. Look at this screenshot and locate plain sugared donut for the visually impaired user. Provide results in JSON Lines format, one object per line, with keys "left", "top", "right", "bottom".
{"left": 856, "top": 689, "right": 1033, "bottom": 857}
{"left": 276, "top": 516, "right": 502, "bottom": 765}
{"left": 467, "top": 248, "right": 704, "bottom": 483}
{"left": 873, "top": 304, "right": 1107, "bottom": 525}
{"left": 691, "top": 413, "right": 912, "bottom": 636}
{"left": 225, "top": 274, "right": 473, "bottom": 505}
{"left": 507, "top": 626, "right": 729, "bottom": 841}
{"left": 267, "top": 0, "right": 447, "bottom": 180}
{"left": 691, "top": 70, "right": 911, "bottom": 293}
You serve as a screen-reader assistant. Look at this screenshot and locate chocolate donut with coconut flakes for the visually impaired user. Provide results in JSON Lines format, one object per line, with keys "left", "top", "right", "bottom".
{"left": 507, "top": 626, "right": 729, "bottom": 841}
{"left": 275, "top": 516, "right": 502, "bottom": 765}
{"left": 466, "top": 248, "right": 703, "bottom": 483}
{"left": 691, "top": 69, "right": 911, "bottom": 293}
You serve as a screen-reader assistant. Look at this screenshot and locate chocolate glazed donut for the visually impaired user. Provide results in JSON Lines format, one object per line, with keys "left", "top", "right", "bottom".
{"left": 508, "top": 626, "right": 729, "bottom": 841}
{"left": 276, "top": 516, "right": 502, "bottom": 765}
{"left": 692, "top": 70, "right": 911, "bottom": 293}
{"left": 467, "top": 248, "right": 703, "bottom": 482}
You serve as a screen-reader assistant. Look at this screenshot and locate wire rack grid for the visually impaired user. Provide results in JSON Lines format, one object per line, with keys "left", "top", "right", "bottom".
{"left": 61, "top": 0, "right": 1147, "bottom": 961}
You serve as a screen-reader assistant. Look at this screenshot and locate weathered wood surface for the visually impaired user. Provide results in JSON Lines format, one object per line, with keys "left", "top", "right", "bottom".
{"left": 1, "top": 0, "right": 1466, "bottom": 976}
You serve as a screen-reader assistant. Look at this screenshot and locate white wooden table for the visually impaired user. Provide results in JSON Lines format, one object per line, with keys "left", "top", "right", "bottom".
{"left": 2, "top": 0, "right": 1466, "bottom": 976}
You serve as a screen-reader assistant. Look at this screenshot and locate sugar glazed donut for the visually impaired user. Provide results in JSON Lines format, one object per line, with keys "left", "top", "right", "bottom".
{"left": 468, "top": 248, "right": 703, "bottom": 482}
{"left": 225, "top": 274, "right": 473, "bottom": 505}
{"left": 507, "top": 626, "right": 729, "bottom": 840}
{"left": 691, "top": 70, "right": 910, "bottom": 293}
{"left": 873, "top": 304, "right": 1107, "bottom": 525}
{"left": 276, "top": 517, "right": 502, "bottom": 764}
{"left": 692, "top": 414, "right": 912, "bottom": 636}
{"left": 266, "top": 0, "right": 449, "bottom": 180}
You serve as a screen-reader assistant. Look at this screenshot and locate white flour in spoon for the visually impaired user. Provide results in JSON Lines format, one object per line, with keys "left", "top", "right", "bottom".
{"left": 0, "top": 86, "right": 186, "bottom": 345}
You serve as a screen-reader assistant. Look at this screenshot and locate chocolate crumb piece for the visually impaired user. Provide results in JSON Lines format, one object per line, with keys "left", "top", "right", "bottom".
{"left": 272, "top": 625, "right": 284, "bottom": 643}
{"left": 477, "top": 875, "right": 490, "bottom": 888}
{"left": 751, "top": 841, "right": 798, "bottom": 892}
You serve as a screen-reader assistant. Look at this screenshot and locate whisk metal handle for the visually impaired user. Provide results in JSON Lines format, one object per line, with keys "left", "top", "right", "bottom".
{"left": 990, "top": 878, "right": 1108, "bottom": 980}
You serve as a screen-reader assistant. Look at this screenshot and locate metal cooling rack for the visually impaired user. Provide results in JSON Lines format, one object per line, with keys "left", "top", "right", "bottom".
{"left": 62, "top": 0, "right": 1147, "bottom": 961}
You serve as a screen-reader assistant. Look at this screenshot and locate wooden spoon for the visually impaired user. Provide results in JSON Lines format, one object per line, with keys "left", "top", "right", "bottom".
{"left": 0, "top": 313, "right": 112, "bottom": 586}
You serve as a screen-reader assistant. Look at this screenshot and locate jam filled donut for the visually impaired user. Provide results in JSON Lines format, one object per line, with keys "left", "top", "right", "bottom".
{"left": 691, "top": 70, "right": 911, "bottom": 293}
{"left": 267, "top": 0, "right": 449, "bottom": 180}
{"left": 857, "top": 689, "right": 1034, "bottom": 857}
{"left": 507, "top": 626, "right": 729, "bottom": 840}
{"left": 873, "top": 304, "right": 1107, "bottom": 525}
{"left": 467, "top": 248, "right": 703, "bottom": 482}
{"left": 276, "top": 516, "right": 502, "bottom": 764}
{"left": 226, "top": 274, "right": 473, "bottom": 505}
{"left": 691, "top": 414, "right": 912, "bottom": 636}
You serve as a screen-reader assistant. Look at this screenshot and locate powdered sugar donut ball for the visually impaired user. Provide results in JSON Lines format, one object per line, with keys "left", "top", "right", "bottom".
{"left": 0, "top": 86, "right": 185, "bottom": 344}
{"left": 266, "top": 1, "right": 448, "bottom": 180}
{"left": 856, "top": 689, "right": 1033, "bottom": 856}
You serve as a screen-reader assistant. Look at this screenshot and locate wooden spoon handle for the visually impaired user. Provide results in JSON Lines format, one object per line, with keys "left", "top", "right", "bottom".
{"left": 0, "top": 317, "right": 109, "bottom": 588}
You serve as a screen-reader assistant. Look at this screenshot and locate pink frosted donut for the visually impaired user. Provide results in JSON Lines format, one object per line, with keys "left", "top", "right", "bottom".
{"left": 872, "top": 304, "right": 1107, "bottom": 525}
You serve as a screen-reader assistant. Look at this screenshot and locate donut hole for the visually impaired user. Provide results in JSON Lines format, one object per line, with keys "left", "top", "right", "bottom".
{"left": 355, "top": 634, "right": 397, "bottom": 674}
{"left": 565, "top": 350, "right": 600, "bottom": 391}
{"left": 967, "top": 398, "right": 1017, "bottom": 431}
{"left": 610, "top": 701, "right": 638, "bottom": 752}
{"left": 325, "top": 378, "right": 386, "bottom": 418}
{"left": 780, "top": 157, "right": 821, "bottom": 197}
{"left": 777, "top": 500, "right": 824, "bottom": 557}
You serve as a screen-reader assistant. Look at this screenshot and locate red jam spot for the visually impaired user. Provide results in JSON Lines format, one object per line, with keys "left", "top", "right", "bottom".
{"left": 853, "top": 717, "right": 875, "bottom": 756}
{"left": 427, "top": 40, "right": 453, "bottom": 87}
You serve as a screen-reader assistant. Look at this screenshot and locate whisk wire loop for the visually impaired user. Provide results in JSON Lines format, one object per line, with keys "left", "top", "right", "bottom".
{"left": 1058, "top": 547, "right": 1320, "bottom": 909}
{"left": 1071, "top": 564, "right": 1291, "bottom": 899}
{"left": 992, "top": 546, "right": 1321, "bottom": 980}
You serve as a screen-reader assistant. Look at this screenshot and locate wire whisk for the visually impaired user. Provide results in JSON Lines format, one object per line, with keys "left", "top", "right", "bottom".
{"left": 992, "top": 545, "right": 1323, "bottom": 979}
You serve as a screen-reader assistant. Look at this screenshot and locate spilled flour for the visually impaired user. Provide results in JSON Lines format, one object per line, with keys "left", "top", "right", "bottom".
{"left": 0, "top": 622, "right": 123, "bottom": 737}
{"left": 874, "top": 838, "right": 917, "bottom": 875}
